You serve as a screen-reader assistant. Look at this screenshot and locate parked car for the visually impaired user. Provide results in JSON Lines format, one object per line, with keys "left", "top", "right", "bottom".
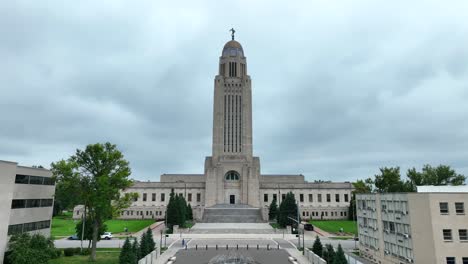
{"left": 101, "top": 232, "right": 113, "bottom": 240}
{"left": 304, "top": 224, "right": 314, "bottom": 231}
{"left": 68, "top": 234, "right": 79, "bottom": 240}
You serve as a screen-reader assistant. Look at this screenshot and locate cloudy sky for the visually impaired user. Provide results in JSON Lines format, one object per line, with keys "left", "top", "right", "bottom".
{"left": 1, "top": 0, "right": 468, "bottom": 182}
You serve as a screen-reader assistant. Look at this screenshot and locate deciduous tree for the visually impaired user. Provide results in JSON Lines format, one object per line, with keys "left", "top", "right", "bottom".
{"left": 51, "top": 142, "right": 136, "bottom": 261}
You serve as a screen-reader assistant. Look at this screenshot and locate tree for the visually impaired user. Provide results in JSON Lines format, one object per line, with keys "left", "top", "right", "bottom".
{"left": 333, "top": 244, "right": 347, "bottom": 264}
{"left": 139, "top": 228, "right": 156, "bottom": 257}
{"left": 373, "top": 167, "right": 410, "bottom": 193}
{"left": 51, "top": 142, "right": 136, "bottom": 261}
{"left": 166, "top": 191, "right": 178, "bottom": 230}
{"left": 50, "top": 160, "right": 82, "bottom": 216}
{"left": 132, "top": 238, "right": 140, "bottom": 262}
{"left": 268, "top": 198, "right": 279, "bottom": 221}
{"left": 349, "top": 179, "right": 373, "bottom": 220}
{"left": 406, "top": 165, "right": 466, "bottom": 191}
{"left": 322, "top": 244, "right": 335, "bottom": 263}
{"left": 311, "top": 236, "right": 323, "bottom": 257}
{"left": 119, "top": 237, "right": 135, "bottom": 264}
{"left": 145, "top": 228, "right": 156, "bottom": 255}
{"left": 139, "top": 231, "right": 148, "bottom": 258}
{"left": 186, "top": 203, "right": 193, "bottom": 221}
{"left": 277, "top": 192, "right": 298, "bottom": 228}
{"left": 75, "top": 217, "right": 106, "bottom": 249}
{"left": 177, "top": 194, "right": 187, "bottom": 226}
{"left": 7, "top": 233, "right": 57, "bottom": 264}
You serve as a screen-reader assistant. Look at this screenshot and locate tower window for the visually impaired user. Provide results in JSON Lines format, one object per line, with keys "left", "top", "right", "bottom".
{"left": 225, "top": 171, "right": 240, "bottom": 181}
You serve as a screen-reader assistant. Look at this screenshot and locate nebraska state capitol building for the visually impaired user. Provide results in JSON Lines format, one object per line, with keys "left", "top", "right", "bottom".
{"left": 74, "top": 33, "right": 353, "bottom": 222}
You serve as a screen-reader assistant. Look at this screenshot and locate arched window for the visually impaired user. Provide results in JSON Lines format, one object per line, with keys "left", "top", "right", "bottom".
{"left": 225, "top": 171, "right": 240, "bottom": 181}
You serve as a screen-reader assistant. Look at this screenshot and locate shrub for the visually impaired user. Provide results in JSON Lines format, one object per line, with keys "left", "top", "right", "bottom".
{"left": 7, "top": 233, "right": 57, "bottom": 264}
{"left": 64, "top": 248, "right": 75, "bottom": 257}
{"left": 80, "top": 248, "right": 91, "bottom": 255}
{"left": 51, "top": 249, "right": 62, "bottom": 259}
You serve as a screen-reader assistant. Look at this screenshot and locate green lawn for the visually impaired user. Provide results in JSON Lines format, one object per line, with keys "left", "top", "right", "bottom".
{"left": 49, "top": 252, "right": 119, "bottom": 264}
{"left": 309, "top": 220, "right": 357, "bottom": 235}
{"left": 51, "top": 213, "right": 155, "bottom": 237}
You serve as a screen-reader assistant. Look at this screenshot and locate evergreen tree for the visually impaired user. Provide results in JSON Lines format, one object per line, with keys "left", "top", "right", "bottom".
{"left": 323, "top": 244, "right": 335, "bottom": 263}
{"left": 119, "top": 237, "right": 134, "bottom": 264}
{"left": 139, "top": 231, "right": 148, "bottom": 258}
{"left": 333, "top": 244, "right": 347, "bottom": 264}
{"left": 166, "top": 191, "right": 178, "bottom": 230}
{"left": 311, "top": 236, "right": 323, "bottom": 257}
{"left": 175, "top": 194, "right": 187, "bottom": 226}
{"left": 277, "top": 192, "right": 298, "bottom": 228}
{"left": 268, "top": 198, "right": 278, "bottom": 221}
{"left": 186, "top": 203, "right": 193, "bottom": 220}
{"left": 132, "top": 238, "right": 140, "bottom": 262}
{"left": 145, "top": 228, "right": 156, "bottom": 254}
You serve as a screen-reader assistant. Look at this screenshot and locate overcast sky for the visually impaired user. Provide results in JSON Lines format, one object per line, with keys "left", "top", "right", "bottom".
{"left": 1, "top": 0, "right": 468, "bottom": 182}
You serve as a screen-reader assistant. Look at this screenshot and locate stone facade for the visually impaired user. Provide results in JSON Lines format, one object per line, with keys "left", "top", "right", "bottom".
{"left": 74, "top": 36, "right": 353, "bottom": 222}
{"left": 0, "top": 160, "right": 55, "bottom": 263}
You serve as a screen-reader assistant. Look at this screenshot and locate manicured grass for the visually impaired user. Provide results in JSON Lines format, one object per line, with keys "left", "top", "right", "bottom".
{"left": 51, "top": 213, "right": 155, "bottom": 237}
{"left": 105, "top": 219, "right": 155, "bottom": 233}
{"left": 309, "top": 220, "right": 357, "bottom": 235}
{"left": 49, "top": 252, "right": 119, "bottom": 264}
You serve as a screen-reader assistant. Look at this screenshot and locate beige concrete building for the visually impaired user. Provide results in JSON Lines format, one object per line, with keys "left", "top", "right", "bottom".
{"left": 357, "top": 187, "right": 468, "bottom": 264}
{"left": 0, "top": 160, "right": 55, "bottom": 263}
{"left": 74, "top": 34, "right": 353, "bottom": 222}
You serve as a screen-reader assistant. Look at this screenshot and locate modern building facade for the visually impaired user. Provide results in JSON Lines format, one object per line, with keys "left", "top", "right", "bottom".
{"left": 356, "top": 187, "right": 468, "bottom": 264}
{"left": 74, "top": 35, "right": 353, "bottom": 222}
{"left": 0, "top": 160, "right": 55, "bottom": 263}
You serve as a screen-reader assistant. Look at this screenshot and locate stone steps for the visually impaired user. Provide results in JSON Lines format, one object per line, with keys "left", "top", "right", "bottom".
{"left": 202, "top": 206, "right": 265, "bottom": 223}
{"left": 188, "top": 228, "right": 277, "bottom": 234}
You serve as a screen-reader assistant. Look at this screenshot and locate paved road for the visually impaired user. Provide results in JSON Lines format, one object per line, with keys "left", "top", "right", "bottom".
{"left": 288, "top": 237, "right": 357, "bottom": 251}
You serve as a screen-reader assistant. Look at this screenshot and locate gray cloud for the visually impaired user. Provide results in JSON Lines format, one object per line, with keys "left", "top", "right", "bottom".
{"left": 1, "top": 0, "right": 468, "bottom": 182}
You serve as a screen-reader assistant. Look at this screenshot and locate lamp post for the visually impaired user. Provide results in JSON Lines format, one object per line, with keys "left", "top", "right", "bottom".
{"left": 176, "top": 180, "right": 187, "bottom": 198}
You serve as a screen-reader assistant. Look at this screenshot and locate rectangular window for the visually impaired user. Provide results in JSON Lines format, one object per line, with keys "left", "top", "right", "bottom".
{"left": 344, "top": 194, "right": 349, "bottom": 202}
{"left": 300, "top": 194, "right": 304, "bottom": 203}
{"left": 161, "top": 193, "right": 165, "bottom": 202}
{"left": 188, "top": 193, "right": 192, "bottom": 202}
{"left": 29, "top": 176, "right": 43, "bottom": 185}
{"left": 43, "top": 177, "right": 55, "bottom": 185}
{"left": 459, "top": 229, "right": 468, "bottom": 241}
{"left": 134, "top": 196, "right": 138, "bottom": 202}
{"left": 273, "top": 194, "right": 277, "bottom": 201}
{"left": 302, "top": 211, "right": 305, "bottom": 217}
{"left": 11, "top": 199, "right": 26, "bottom": 209}
{"left": 335, "top": 194, "right": 340, "bottom": 202}
{"left": 309, "top": 194, "right": 313, "bottom": 202}
{"left": 40, "top": 199, "right": 53, "bottom": 207}
{"left": 318, "top": 194, "right": 322, "bottom": 203}
{"left": 15, "top": 174, "right": 29, "bottom": 184}
{"left": 197, "top": 193, "right": 201, "bottom": 202}
{"left": 143, "top": 193, "right": 147, "bottom": 202}
{"left": 443, "top": 229, "right": 453, "bottom": 241}
{"left": 446, "top": 257, "right": 455, "bottom": 264}
{"left": 282, "top": 194, "right": 286, "bottom": 201}
{"left": 456, "top": 202, "right": 465, "bottom": 214}
{"left": 264, "top": 194, "right": 268, "bottom": 202}
{"left": 26, "top": 199, "right": 41, "bottom": 208}
{"left": 327, "top": 194, "right": 331, "bottom": 202}
{"left": 462, "top": 257, "right": 468, "bottom": 264}
{"left": 440, "top": 202, "right": 449, "bottom": 214}
{"left": 8, "top": 224, "right": 23, "bottom": 235}
{"left": 152, "top": 193, "right": 156, "bottom": 202}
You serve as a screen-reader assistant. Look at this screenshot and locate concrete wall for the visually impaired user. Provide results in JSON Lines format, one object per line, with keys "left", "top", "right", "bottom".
{"left": 0, "top": 161, "right": 16, "bottom": 264}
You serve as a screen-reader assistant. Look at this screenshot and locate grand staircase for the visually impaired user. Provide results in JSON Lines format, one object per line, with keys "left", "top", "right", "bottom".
{"left": 201, "top": 204, "right": 264, "bottom": 223}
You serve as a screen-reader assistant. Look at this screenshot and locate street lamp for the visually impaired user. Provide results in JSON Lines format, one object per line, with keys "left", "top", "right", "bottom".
{"left": 176, "top": 180, "right": 187, "bottom": 198}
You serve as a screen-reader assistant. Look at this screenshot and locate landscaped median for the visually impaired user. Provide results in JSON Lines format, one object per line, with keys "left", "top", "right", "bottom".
{"left": 51, "top": 212, "right": 157, "bottom": 238}
{"left": 309, "top": 220, "right": 357, "bottom": 236}
{"left": 49, "top": 248, "right": 121, "bottom": 264}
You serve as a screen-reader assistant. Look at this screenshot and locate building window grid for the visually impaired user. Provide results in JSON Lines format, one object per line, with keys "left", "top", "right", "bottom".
{"left": 446, "top": 257, "right": 456, "bottom": 264}
{"left": 440, "top": 202, "right": 449, "bottom": 214}
{"left": 459, "top": 229, "right": 468, "bottom": 241}
{"left": 15, "top": 174, "right": 55, "bottom": 185}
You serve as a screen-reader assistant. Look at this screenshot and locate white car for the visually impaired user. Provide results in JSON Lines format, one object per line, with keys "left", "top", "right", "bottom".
{"left": 101, "top": 232, "right": 113, "bottom": 240}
